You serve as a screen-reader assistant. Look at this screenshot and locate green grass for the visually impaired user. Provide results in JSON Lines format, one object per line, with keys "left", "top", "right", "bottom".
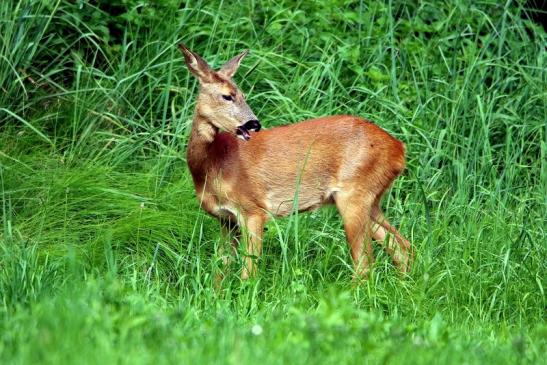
{"left": 1, "top": 0, "right": 546, "bottom": 364}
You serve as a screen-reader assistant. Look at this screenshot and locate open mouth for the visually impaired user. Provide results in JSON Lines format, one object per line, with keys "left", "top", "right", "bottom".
{"left": 236, "top": 120, "right": 261, "bottom": 141}
{"left": 236, "top": 126, "right": 251, "bottom": 141}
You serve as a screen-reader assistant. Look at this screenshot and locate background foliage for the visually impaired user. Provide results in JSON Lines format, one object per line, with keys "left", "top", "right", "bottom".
{"left": 1, "top": 0, "right": 545, "bottom": 364}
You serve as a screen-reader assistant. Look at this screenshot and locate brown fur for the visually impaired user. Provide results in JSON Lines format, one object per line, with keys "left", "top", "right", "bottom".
{"left": 180, "top": 44, "right": 412, "bottom": 279}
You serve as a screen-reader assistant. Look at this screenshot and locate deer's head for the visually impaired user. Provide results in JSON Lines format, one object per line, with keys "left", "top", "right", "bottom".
{"left": 180, "top": 43, "right": 261, "bottom": 141}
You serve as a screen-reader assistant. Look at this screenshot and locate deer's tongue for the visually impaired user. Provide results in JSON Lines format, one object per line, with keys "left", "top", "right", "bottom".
{"left": 236, "top": 126, "right": 250, "bottom": 141}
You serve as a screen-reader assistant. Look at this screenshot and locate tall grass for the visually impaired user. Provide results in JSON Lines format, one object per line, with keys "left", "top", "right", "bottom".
{"left": 1, "top": 0, "right": 545, "bottom": 364}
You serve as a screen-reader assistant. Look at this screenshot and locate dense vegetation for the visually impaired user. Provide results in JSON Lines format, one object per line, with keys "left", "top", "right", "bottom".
{"left": 1, "top": 1, "right": 545, "bottom": 364}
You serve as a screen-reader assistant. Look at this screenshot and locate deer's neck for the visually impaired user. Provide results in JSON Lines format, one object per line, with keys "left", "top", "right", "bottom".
{"left": 187, "top": 114, "right": 217, "bottom": 177}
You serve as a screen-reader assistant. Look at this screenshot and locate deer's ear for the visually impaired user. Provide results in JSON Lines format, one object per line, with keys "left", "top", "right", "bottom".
{"left": 179, "top": 43, "right": 214, "bottom": 83}
{"left": 218, "top": 49, "right": 249, "bottom": 78}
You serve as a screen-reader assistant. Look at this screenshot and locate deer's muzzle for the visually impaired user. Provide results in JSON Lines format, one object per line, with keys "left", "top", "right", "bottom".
{"left": 236, "top": 120, "right": 261, "bottom": 141}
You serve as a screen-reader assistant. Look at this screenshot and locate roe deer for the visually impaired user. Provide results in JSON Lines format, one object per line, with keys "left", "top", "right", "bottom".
{"left": 180, "top": 43, "right": 412, "bottom": 280}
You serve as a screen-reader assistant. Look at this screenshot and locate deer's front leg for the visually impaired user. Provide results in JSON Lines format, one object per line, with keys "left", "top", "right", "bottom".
{"left": 240, "top": 213, "right": 266, "bottom": 280}
{"left": 214, "top": 217, "right": 240, "bottom": 288}
{"left": 219, "top": 217, "right": 240, "bottom": 267}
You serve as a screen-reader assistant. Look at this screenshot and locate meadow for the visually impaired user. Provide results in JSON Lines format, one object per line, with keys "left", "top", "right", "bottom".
{"left": 0, "top": 1, "right": 545, "bottom": 364}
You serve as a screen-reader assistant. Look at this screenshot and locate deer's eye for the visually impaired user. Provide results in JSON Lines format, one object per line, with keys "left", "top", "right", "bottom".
{"left": 222, "top": 95, "right": 233, "bottom": 101}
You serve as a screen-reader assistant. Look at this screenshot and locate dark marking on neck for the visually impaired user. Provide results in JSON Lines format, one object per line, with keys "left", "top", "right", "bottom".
{"left": 187, "top": 122, "right": 240, "bottom": 186}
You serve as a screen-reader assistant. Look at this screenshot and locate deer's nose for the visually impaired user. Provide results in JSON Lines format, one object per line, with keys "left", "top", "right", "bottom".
{"left": 244, "top": 119, "right": 261, "bottom": 132}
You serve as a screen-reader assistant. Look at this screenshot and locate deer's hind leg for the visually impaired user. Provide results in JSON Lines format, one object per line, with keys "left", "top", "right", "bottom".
{"left": 370, "top": 201, "right": 412, "bottom": 273}
{"left": 335, "top": 190, "right": 375, "bottom": 278}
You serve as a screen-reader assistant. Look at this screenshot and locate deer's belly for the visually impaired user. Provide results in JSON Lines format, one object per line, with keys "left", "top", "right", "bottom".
{"left": 265, "top": 186, "right": 336, "bottom": 217}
